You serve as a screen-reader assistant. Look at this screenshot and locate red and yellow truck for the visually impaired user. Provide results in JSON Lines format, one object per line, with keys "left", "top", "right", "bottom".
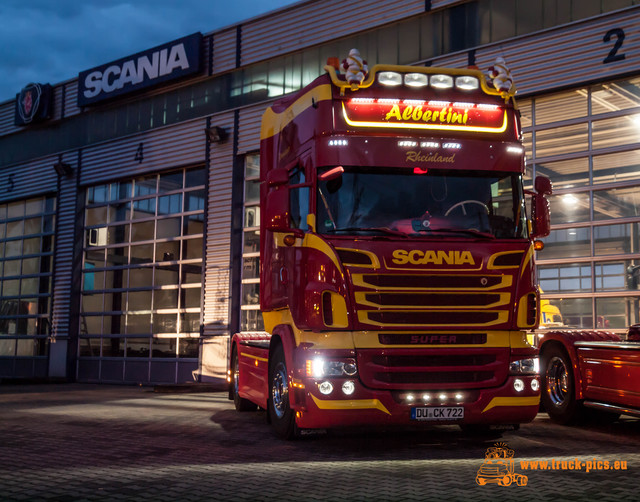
{"left": 228, "top": 52, "right": 553, "bottom": 438}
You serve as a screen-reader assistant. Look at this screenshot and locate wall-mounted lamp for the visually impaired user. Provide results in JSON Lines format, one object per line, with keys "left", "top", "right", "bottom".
{"left": 53, "top": 161, "right": 73, "bottom": 177}
{"left": 206, "top": 125, "right": 228, "bottom": 143}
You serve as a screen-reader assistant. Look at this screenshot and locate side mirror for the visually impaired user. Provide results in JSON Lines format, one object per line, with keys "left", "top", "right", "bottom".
{"left": 264, "top": 188, "right": 290, "bottom": 232}
{"left": 531, "top": 176, "right": 552, "bottom": 239}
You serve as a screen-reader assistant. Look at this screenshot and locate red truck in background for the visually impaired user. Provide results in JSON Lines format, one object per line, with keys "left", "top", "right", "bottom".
{"left": 228, "top": 51, "right": 554, "bottom": 438}
{"left": 536, "top": 313, "right": 640, "bottom": 424}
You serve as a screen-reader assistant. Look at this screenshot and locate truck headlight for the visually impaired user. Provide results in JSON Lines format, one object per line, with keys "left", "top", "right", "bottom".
{"left": 509, "top": 357, "right": 539, "bottom": 375}
{"left": 306, "top": 357, "right": 358, "bottom": 378}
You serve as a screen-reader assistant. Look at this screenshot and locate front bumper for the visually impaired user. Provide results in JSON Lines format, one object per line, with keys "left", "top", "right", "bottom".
{"left": 293, "top": 374, "right": 539, "bottom": 429}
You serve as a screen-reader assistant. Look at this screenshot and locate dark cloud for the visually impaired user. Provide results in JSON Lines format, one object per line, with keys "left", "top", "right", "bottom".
{"left": 0, "top": 0, "right": 297, "bottom": 102}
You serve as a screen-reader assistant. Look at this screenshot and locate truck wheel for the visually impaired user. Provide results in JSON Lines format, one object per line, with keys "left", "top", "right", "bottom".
{"left": 231, "top": 346, "right": 257, "bottom": 412}
{"left": 268, "top": 344, "right": 297, "bottom": 439}
{"left": 541, "top": 345, "right": 579, "bottom": 424}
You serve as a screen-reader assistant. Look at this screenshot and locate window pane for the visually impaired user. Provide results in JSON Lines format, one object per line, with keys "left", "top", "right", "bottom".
{"left": 535, "top": 90, "right": 587, "bottom": 125}
{"left": 241, "top": 309, "right": 264, "bottom": 331}
{"left": 547, "top": 297, "right": 593, "bottom": 329}
{"left": 592, "top": 115, "right": 640, "bottom": 150}
{"left": 596, "top": 296, "right": 640, "bottom": 329}
{"left": 593, "top": 149, "right": 640, "bottom": 185}
{"left": 539, "top": 227, "right": 591, "bottom": 259}
{"left": 549, "top": 192, "right": 590, "bottom": 224}
{"left": 591, "top": 77, "right": 640, "bottom": 115}
{"left": 243, "top": 229, "right": 260, "bottom": 254}
{"left": 594, "top": 260, "right": 636, "bottom": 292}
{"left": 535, "top": 124, "right": 588, "bottom": 158}
{"left": 593, "top": 186, "right": 640, "bottom": 220}
{"left": 535, "top": 158, "right": 588, "bottom": 189}
{"left": 151, "top": 337, "right": 176, "bottom": 357}
{"left": 243, "top": 257, "right": 260, "bottom": 280}
{"left": 594, "top": 223, "right": 640, "bottom": 256}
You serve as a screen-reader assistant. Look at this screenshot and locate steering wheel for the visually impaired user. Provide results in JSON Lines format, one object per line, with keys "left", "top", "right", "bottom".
{"left": 445, "top": 200, "right": 489, "bottom": 216}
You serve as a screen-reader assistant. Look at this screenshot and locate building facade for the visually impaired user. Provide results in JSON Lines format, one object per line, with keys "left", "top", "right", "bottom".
{"left": 1, "top": 0, "right": 639, "bottom": 384}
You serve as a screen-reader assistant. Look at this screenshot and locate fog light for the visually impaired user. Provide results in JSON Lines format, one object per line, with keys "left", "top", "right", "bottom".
{"left": 342, "top": 381, "right": 355, "bottom": 395}
{"left": 439, "top": 393, "right": 447, "bottom": 401}
{"left": 514, "top": 378, "right": 525, "bottom": 392}
{"left": 422, "top": 394, "right": 431, "bottom": 402}
{"left": 531, "top": 379, "right": 540, "bottom": 392}
{"left": 318, "top": 381, "right": 333, "bottom": 395}
{"left": 455, "top": 393, "right": 463, "bottom": 401}
{"left": 406, "top": 394, "right": 415, "bottom": 402}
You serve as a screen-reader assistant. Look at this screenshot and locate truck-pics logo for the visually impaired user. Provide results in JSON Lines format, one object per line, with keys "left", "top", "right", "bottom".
{"left": 476, "top": 442, "right": 528, "bottom": 487}
{"left": 391, "top": 249, "right": 475, "bottom": 266}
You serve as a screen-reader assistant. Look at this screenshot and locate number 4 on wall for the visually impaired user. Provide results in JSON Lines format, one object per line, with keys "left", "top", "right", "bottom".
{"left": 134, "top": 143, "right": 144, "bottom": 164}
{"left": 603, "top": 28, "right": 626, "bottom": 64}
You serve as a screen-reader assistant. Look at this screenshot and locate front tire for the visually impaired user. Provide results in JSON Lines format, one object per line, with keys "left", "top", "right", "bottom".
{"left": 268, "top": 344, "right": 297, "bottom": 439}
{"left": 541, "top": 345, "right": 579, "bottom": 424}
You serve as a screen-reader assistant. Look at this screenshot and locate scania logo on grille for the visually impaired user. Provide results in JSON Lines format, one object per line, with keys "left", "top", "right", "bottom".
{"left": 392, "top": 249, "right": 475, "bottom": 266}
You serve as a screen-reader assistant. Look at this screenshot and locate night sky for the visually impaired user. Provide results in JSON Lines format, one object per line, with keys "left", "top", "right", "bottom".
{"left": 0, "top": 0, "right": 299, "bottom": 102}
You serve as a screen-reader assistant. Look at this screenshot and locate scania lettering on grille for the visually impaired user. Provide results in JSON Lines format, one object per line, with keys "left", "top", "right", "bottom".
{"left": 392, "top": 249, "right": 475, "bottom": 266}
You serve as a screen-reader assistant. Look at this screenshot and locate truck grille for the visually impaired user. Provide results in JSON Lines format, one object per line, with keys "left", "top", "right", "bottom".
{"left": 352, "top": 273, "right": 512, "bottom": 329}
{"left": 357, "top": 347, "right": 509, "bottom": 390}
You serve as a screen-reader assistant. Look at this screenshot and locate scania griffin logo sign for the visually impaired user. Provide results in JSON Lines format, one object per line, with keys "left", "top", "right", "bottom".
{"left": 78, "top": 33, "right": 202, "bottom": 106}
{"left": 14, "top": 82, "right": 53, "bottom": 127}
{"left": 391, "top": 249, "right": 475, "bottom": 266}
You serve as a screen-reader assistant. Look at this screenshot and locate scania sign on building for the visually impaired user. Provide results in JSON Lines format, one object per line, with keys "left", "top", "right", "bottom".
{"left": 78, "top": 33, "right": 202, "bottom": 106}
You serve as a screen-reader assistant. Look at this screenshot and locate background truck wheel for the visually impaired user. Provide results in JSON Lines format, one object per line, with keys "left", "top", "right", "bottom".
{"left": 231, "top": 346, "right": 257, "bottom": 412}
{"left": 541, "top": 345, "right": 580, "bottom": 424}
{"left": 268, "top": 344, "right": 297, "bottom": 439}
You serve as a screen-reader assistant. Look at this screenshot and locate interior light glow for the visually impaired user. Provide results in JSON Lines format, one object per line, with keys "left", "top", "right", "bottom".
{"left": 404, "top": 73, "right": 429, "bottom": 87}
{"left": 378, "top": 71, "right": 402, "bottom": 86}
{"left": 455, "top": 76, "right": 479, "bottom": 90}
{"left": 562, "top": 194, "right": 578, "bottom": 205}
{"left": 430, "top": 75, "right": 454, "bottom": 89}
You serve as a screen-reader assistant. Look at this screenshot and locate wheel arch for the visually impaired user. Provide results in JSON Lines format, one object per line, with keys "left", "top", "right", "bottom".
{"left": 539, "top": 334, "right": 583, "bottom": 401}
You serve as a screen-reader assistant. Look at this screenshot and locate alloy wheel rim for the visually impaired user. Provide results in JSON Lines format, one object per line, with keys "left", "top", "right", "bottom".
{"left": 546, "top": 356, "right": 569, "bottom": 406}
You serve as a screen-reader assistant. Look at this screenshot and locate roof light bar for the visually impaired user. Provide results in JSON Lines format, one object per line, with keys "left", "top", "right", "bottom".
{"left": 430, "top": 75, "right": 454, "bottom": 89}
{"left": 455, "top": 76, "right": 479, "bottom": 90}
{"left": 378, "top": 71, "right": 402, "bottom": 86}
{"left": 404, "top": 73, "right": 428, "bottom": 87}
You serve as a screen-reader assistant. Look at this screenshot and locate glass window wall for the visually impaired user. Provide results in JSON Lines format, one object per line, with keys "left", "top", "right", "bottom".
{"left": 524, "top": 75, "right": 640, "bottom": 330}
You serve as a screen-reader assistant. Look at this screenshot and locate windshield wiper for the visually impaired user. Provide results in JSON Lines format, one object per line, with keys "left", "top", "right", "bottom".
{"left": 326, "top": 227, "right": 409, "bottom": 238}
{"left": 413, "top": 227, "right": 496, "bottom": 239}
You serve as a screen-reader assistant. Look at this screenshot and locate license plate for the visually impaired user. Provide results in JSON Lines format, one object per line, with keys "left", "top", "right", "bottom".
{"left": 411, "top": 406, "right": 464, "bottom": 421}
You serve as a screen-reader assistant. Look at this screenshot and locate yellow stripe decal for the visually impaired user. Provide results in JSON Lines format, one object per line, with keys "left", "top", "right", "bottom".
{"left": 240, "top": 353, "right": 269, "bottom": 363}
{"left": 311, "top": 394, "right": 391, "bottom": 415}
{"left": 260, "top": 84, "right": 333, "bottom": 140}
{"left": 482, "top": 396, "right": 540, "bottom": 413}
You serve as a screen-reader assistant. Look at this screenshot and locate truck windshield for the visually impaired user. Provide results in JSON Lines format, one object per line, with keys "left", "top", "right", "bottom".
{"left": 317, "top": 167, "right": 527, "bottom": 239}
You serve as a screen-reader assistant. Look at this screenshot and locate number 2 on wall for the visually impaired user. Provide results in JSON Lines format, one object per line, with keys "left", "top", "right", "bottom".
{"left": 603, "top": 28, "right": 626, "bottom": 64}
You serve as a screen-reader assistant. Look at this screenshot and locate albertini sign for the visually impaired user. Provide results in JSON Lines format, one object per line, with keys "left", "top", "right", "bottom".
{"left": 78, "top": 33, "right": 202, "bottom": 106}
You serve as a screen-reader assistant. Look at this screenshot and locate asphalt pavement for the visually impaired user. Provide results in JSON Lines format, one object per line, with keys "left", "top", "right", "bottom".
{"left": 1, "top": 383, "right": 639, "bottom": 501}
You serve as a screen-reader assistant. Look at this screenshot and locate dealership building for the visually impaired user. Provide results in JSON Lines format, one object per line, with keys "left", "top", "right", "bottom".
{"left": 1, "top": 0, "right": 639, "bottom": 384}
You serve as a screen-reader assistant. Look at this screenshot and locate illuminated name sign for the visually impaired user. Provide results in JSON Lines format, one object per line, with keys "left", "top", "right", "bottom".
{"left": 78, "top": 33, "right": 202, "bottom": 106}
{"left": 342, "top": 99, "right": 507, "bottom": 133}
